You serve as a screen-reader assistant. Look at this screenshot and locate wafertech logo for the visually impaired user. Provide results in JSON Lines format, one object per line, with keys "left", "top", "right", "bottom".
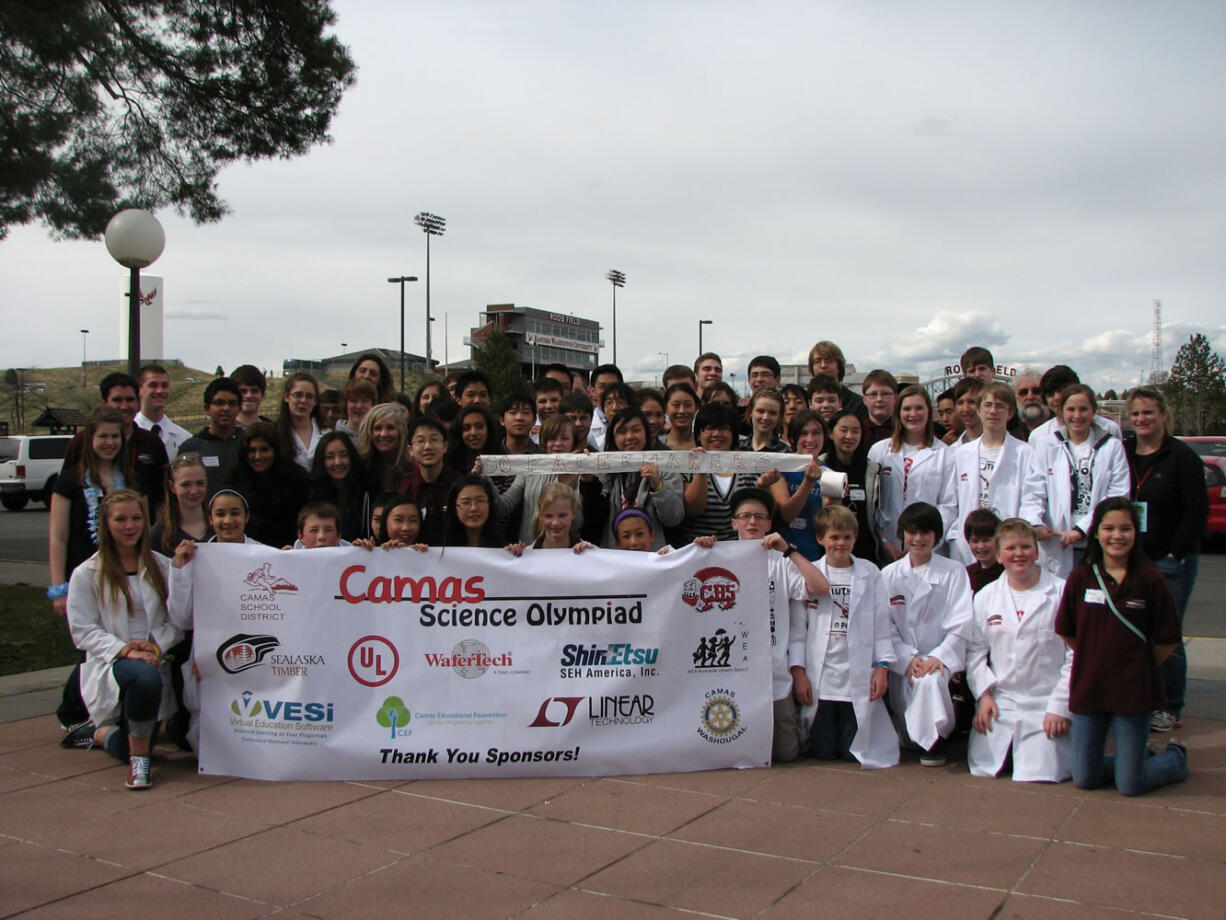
{"left": 697, "top": 689, "right": 747, "bottom": 744}
{"left": 681, "top": 567, "right": 740, "bottom": 611}
{"left": 423, "top": 639, "right": 514, "bottom": 678}
{"left": 216, "top": 634, "right": 280, "bottom": 674}
{"left": 243, "top": 562, "right": 299, "bottom": 593}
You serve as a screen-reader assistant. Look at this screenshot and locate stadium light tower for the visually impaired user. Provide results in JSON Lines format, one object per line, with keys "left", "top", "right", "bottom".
{"left": 605, "top": 269, "right": 626, "bottom": 364}
{"left": 387, "top": 275, "right": 419, "bottom": 392}
{"left": 414, "top": 212, "right": 446, "bottom": 370}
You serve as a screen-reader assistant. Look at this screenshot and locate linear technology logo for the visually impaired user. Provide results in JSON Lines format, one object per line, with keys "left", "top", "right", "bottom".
{"left": 681, "top": 567, "right": 740, "bottom": 611}
{"left": 216, "top": 634, "right": 280, "bottom": 674}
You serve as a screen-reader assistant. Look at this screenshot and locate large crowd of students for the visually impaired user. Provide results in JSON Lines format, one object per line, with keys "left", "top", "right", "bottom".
{"left": 50, "top": 345, "right": 1206, "bottom": 793}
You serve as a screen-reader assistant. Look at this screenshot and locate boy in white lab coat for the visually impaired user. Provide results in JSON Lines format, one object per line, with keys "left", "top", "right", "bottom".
{"left": 795, "top": 506, "right": 899, "bottom": 768}
{"left": 728, "top": 487, "right": 829, "bottom": 763}
{"left": 881, "top": 502, "right": 974, "bottom": 766}
{"left": 966, "top": 518, "right": 1072, "bottom": 782}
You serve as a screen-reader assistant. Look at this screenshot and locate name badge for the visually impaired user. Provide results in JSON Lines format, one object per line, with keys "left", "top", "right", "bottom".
{"left": 849, "top": 488, "right": 866, "bottom": 502}
{"left": 202, "top": 455, "right": 220, "bottom": 467}
{"left": 1134, "top": 501, "right": 1148, "bottom": 533}
{"left": 1083, "top": 588, "right": 1106, "bottom": 605}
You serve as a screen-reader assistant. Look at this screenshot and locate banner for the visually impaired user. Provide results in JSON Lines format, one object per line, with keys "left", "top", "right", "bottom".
{"left": 193, "top": 542, "right": 774, "bottom": 781}
{"left": 480, "top": 450, "right": 813, "bottom": 475}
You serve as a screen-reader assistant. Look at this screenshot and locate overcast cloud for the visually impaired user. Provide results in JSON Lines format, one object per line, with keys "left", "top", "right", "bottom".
{"left": 1, "top": 1, "right": 1222, "bottom": 392}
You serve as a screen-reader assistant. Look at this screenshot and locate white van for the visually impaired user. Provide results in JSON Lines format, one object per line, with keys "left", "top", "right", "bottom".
{"left": 0, "top": 435, "right": 73, "bottom": 511}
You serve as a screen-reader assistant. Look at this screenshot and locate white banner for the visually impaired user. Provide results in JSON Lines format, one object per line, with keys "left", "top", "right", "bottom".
{"left": 480, "top": 450, "right": 813, "bottom": 475}
{"left": 193, "top": 542, "right": 773, "bottom": 781}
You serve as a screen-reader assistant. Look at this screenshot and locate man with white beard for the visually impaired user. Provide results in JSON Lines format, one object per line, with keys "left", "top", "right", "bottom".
{"left": 1014, "top": 369, "right": 1050, "bottom": 440}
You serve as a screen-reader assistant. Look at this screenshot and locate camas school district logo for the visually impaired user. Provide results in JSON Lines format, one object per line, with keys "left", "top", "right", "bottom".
{"left": 698, "top": 689, "right": 748, "bottom": 744}
{"left": 216, "top": 633, "right": 280, "bottom": 674}
{"left": 244, "top": 562, "right": 298, "bottom": 593}
{"left": 681, "top": 567, "right": 740, "bottom": 612}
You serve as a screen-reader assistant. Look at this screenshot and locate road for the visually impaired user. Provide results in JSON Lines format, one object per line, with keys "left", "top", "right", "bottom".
{"left": 2, "top": 505, "right": 1222, "bottom": 636}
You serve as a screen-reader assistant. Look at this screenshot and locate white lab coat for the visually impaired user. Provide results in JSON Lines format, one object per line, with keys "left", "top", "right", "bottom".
{"left": 965, "top": 570, "right": 1073, "bottom": 782}
{"left": 1023, "top": 425, "right": 1131, "bottom": 577}
{"left": 66, "top": 552, "right": 184, "bottom": 727}
{"left": 1027, "top": 413, "right": 1122, "bottom": 453}
{"left": 796, "top": 557, "right": 899, "bottom": 769}
{"left": 867, "top": 439, "right": 957, "bottom": 553}
{"left": 947, "top": 435, "right": 1044, "bottom": 565}
{"left": 881, "top": 552, "right": 973, "bottom": 750}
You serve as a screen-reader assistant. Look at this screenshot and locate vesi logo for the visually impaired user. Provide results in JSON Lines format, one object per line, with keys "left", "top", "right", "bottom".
{"left": 231, "top": 690, "right": 263, "bottom": 717}
{"left": 681, "top": 567, "right": 740, "bottom": 611}
{"left": 216, "top": 633, "right": 280, "bottom": 674}
{"left": 376, "top": 696, "right": 411, "bottom": 738}
{"left": 529, "top": 697, "right": 584, "bottom": 727}
{"left": 243, "top": 562, "right": 298, "bottom": 593}
{"left": 348, "top": 635, "right": 399, "bottom": 687}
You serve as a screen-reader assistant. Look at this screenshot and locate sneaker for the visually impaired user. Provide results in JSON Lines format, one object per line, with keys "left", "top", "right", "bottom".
{"left": 60, "top": 721, "right": 96, "bottom": 750}
{"left": 920, "top": 741, "right": 947, "bottom": 767}
{"left": 1167, "top": 738, "right": 1189, "bottom": 764}
{"left": 1151, "top": 711, "right": 1178, "bottom": 733}
{"left": 126, "top": 755, "right": 152, "bottom": 790}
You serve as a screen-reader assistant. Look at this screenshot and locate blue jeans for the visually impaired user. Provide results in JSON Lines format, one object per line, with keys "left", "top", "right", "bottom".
{"left": 102, "top": 659, "right": 162, "bottom": 761}
{"left": 1072, "top": 711, "right": 1188, "bottom": 796}
{"left": 1154, "top": 554, "right": 1198, "bottom": 716}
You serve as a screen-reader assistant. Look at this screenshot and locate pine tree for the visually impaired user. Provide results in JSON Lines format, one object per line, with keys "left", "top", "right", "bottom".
{"left": 471, "top": 330, "right": 528, "bottom": 408}
{"left": 1166, "top": 333, "right": 1226, "bottom": 435}
{"left": 0, "top": 0, "right": 355, "bottom": 239}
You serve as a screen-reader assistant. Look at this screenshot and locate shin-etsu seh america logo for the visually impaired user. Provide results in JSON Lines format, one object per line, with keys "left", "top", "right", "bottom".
{"left": 681, "top": 567, "right": 740, "bottom": 612}
{"left": 244, "top": 563, "right": 298, "bottom": 593}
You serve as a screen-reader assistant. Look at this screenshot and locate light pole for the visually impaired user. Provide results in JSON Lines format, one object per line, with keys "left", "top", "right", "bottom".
{"left": 658, "top": 352, "right": 669, "bottom": 386}
{"left": 81, "top": 329, "right": 89, "bottom": 388}
{"left": 341, "top": 342, "right": 348, "bottom": 353}
{"left": 605, "top": 270, "right": 626, "bottom": 364}
{"left": 387, "top": 275, "right": 419, "bottom": 393}
{"left": 698, "top": 319, "right": 713, "bottom": 356}
{"left": 104, "top": 209, "right": 165, "bottom": 378}
{"left": 414, "top": 212, "right": 446, "bottom": 371}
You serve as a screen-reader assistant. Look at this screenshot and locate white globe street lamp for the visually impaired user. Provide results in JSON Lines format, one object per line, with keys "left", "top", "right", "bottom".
{"left": 104, "top": 209, "right": 165, "bottom": 377}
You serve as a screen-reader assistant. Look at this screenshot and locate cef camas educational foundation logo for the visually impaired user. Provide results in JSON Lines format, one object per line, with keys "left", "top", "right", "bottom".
{"left": 681, "top": 567, "right": 740, "bottom": 611}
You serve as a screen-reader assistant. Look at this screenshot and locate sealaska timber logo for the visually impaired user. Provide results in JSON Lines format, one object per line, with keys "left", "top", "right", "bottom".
{"left": 681, "top": 567, "right": 740, "bottom": 612}
{"left": 216, "top": 633, "right": 281, "bottom": 674}
{"left": 243, "top": 562, "right": 298, "bottom": 593}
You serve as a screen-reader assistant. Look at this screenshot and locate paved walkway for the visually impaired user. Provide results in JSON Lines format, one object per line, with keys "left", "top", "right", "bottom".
{"left": 4, "top": 556, "right": 1224, "bottom": 918}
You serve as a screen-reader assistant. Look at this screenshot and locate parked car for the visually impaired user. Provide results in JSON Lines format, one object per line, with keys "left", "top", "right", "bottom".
{"left": 1179, "top": 437, "right": 1226, "bottom": 543}
{"left": 0, "top": 435, "right": 72, "bottom": 511}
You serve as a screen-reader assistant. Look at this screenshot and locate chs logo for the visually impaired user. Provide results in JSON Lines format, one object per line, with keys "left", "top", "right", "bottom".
{"left": 376, "top": 696, "right": 412, "bottom": 738}
{"left": 216, "top": 633, "right": 280, "bottom": 674}
{"left": 243, "top": 562, "right": 298, "bottom": 593}
{"left": 681, "top": 567, "right": 740, "bottom": 612}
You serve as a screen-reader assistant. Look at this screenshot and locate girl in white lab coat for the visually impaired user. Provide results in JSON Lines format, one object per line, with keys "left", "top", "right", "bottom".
{"left": 796, "top": 506, "right": 899, "bottom": 769}
{"left": 966, "top": 519, "right": 1073, "bottom": 782}
{"left": 1026, "top": 385, "right": 1130, "bottom": 578}
{"left": 948, "top": 383, "right": 1043, "bottom": 565}
{"left": 881, "top": 501, "right": 974, "bottom": 766}
{"left": 867, "top": 386, "right": 957, "bottom": 563}
{"left": 64, "top": 489, "right": 184, "bottom": 790}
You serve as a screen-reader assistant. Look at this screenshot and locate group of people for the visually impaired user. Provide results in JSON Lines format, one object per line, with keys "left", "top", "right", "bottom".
{"left": 51, "top": 344, "right": 1206, "bottom": 795}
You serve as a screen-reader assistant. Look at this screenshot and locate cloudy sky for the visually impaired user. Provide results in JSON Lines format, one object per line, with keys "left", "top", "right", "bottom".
{"left": 3, "top": 1, "right": 1224, "bottom": 392}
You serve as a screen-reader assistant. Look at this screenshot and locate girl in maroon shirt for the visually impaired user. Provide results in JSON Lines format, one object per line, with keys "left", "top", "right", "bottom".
{"left": 1055, "top": 497, "right": 1188, "bottom": 796}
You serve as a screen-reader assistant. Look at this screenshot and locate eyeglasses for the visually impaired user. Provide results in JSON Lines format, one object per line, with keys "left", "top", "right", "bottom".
{"left": 412, "top": 436, "right": 444, "bottom": 447}
{"left": 209, "top": 398, "right": 240, "bottom": 408}
{"left": 732, "top": 512, "right": 770, "bottom": 522}
{"left": 288, "top": 391, "right": 316, "bottom": 401}
{"left": 456, "top": 497, "right": 489, "bottom": 509}
{"left": 1016, "top": 387, "right": 1040, "bottom": 395}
